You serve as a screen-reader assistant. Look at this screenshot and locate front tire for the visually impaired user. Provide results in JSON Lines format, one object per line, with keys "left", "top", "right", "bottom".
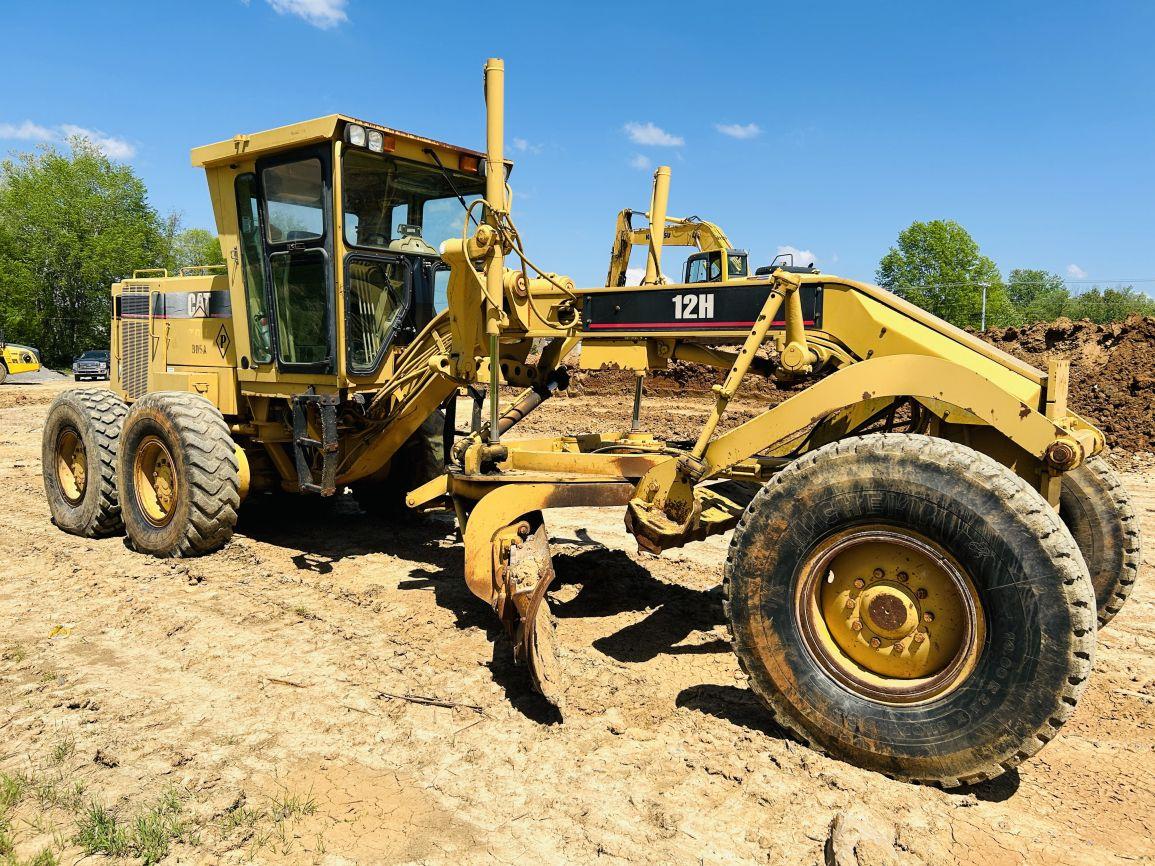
{"left": 42, "top": 389, "right": 127, "bottom": 536}
{"left": 1059, "top": 456, "right": 1142, "bottom": 627}
{"left": 724, "top": 433, "right": 1095, "bottom": 787}
{"left": 117, "top": 392, "right": 239, "bottom": 557}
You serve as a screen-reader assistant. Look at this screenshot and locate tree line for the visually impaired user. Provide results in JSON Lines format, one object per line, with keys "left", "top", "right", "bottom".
{"left": 1, "top": 140, "right": 1152, "bottom": 366}
{"left": 876, "top": 219, "right": 1155, "bottom": 330}
{"left": 0, "top": 138, "right": 223, "bottom": 365}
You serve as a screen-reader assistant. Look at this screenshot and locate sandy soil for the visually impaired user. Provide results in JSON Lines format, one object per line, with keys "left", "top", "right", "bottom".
{"left": 0, "top": 379, "right": 1152, "bottom": 865}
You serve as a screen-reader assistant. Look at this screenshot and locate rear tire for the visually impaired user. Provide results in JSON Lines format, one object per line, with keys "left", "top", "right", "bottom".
{"left": 724, "top": 433, "right": 1095, "bottom": 787}
{"left": 1059, "top": 456, "right": 1142, "bottom": 627}
{"left": 42, "top": 389, "right": 127, "bottom": 536}
{"left": 353, "top": 410, "right": 445, "bottom": 516}
{"left": 117, "top": 392, "right": 240, "bottom": 557}
{"left": 0, "top": 363, "right": 7, "bottom": 385}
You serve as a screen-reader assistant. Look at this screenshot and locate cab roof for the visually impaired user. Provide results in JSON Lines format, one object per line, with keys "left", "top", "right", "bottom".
{"left": 190, "top": 114, "right": 494, "bottom": 168}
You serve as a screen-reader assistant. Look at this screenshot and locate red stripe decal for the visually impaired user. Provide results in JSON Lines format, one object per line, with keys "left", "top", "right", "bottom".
{"left": 586, "top": 319, "right": 815, "bottom": 329}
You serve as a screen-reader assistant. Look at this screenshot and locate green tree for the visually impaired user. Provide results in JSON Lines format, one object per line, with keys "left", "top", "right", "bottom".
{"left": 876, "top": 220, "right": 1014, "bottom": 328}
{"left": 0, "top": 139, "right": 167, "bottom": 365}
{"left": 163, "top": 224, "right": 225, "bottom": 271}
{"left": 1069, "top": 286, "right": 1155, "bottom": 323}
{"left": 1006, "top": 269, "right": 1074, "bottom": 324}
{"left": 1006, "top": 268, "right": 1065, "bottom": 308}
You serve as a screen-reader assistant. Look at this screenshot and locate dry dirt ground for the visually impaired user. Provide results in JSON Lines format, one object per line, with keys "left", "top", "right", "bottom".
{"left": 0, "top": 377, "right": 1152, "bottom": 865}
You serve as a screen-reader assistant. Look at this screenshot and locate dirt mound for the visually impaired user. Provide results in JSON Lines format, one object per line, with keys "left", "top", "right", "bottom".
{"left": 983, "top": 315, "right": 1155, "bottom": 452}
{"left": 569, "top": 360, "right": 787, "bottom": 401}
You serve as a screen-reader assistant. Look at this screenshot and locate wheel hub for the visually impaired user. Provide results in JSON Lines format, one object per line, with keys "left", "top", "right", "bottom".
{"left": 796, "top": 526, "right": 986, "bottom": 705}
{"left": 860, "top": 584, "right": 918, "bottom": 638}
{"left": 134, "top": 435, "right": 179, "bottom": 527}
{"left": 55, "top": 428, "right": 87, "bottom": 505}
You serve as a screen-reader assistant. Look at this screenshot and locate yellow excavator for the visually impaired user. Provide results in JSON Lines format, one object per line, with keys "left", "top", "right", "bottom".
{"left": 606, "top": 166, "right": 749, "bottom": 287}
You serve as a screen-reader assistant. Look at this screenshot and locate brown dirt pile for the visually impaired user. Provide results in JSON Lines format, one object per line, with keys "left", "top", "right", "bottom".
{"left": 570, "top": 316, "right": 1155, "bottom": 452}
{"left": 568, "top": 360, "right": 790, "bottom": 401}
{"left": 984, "top": 315, "right": 1155, "bottom": 453}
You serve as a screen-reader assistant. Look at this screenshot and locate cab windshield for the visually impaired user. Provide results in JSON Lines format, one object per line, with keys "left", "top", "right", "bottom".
{"left": 342, "top": 149, "right": 486, "bottom": 254}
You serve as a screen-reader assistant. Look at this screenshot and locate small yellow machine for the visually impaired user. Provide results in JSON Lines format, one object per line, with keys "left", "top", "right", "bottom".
{"left": 42, "top": 60, "right": 1140, "bottom": 787}
{"left": 0, "top": 332, "right": 41, "bottom": 383}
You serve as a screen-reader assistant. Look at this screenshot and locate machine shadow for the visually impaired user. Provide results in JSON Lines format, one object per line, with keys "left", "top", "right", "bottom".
{"left": 238, "top": 498, "right": 728, "bottom": 722}
{"left": 674, "top": 683, "right": 792, "bottom": 741}
{"left": 550, "top": 546, "right": 728, "bottom": 662}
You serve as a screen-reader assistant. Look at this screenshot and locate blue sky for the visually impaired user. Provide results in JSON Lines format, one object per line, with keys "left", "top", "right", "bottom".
{"left": 1, "top": 0, "right": 1153, "bottom": 291}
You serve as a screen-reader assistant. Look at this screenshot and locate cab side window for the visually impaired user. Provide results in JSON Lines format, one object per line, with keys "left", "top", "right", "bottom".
{"left": 235, "top": 174, "right": 273, "bottom": 364}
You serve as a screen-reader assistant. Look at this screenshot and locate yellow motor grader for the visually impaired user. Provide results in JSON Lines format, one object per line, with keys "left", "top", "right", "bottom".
{"left": 42, "top": 59, "right": 1140, "bottom": 787}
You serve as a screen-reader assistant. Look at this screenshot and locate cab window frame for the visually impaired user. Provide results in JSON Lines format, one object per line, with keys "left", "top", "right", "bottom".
{"left": 342, "top": 251, "right": 412, "bottom": 375}
{"left": 340, "top": 148, "right": 484, "bottom": 255}
{"left": 234, "top": 171, "right": 275, "bottom": 366}
{"left": 255, "top": 145, "right": 337, "bottom": 374}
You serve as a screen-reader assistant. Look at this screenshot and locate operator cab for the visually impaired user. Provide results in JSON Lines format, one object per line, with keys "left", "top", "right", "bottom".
{"left": 683, "top": 249, "right": 749, "bottom": 283}
{"left": 194, "top": 115, "right": 494, "bottom": 383}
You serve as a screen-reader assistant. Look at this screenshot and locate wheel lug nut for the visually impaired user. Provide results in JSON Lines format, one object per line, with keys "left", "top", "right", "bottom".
{"left": 912, "top": 631, "right": 926, "bottom": 644}
{"left": 897, "top": 571, "right": 909, "bottom": 582}
{"left": 853, "top": 578, "right": 865, "bottom": 589}
{"left": 915, "top": 588, "right": 928, "bottom": 599}
{"left": 923, "top": 611, "right": 935, "bottom": 623}
{"left": 844, "top": 598, "right": 856, "bottom": 610}
{"left": 869, "top": 637, "right": 882, "bottom": 649}
{"left": 850, "top": 620, "right": 863, "bottom": 632}
{"left": 872, "top": 568, "right": 884, "bottom": 580}
{"left": 893, "top": 642, "right": 904, "bottom": 653}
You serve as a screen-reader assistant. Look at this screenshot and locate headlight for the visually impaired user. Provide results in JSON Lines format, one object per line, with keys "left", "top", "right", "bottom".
{"left": 367, "top": 129, "right": 384, "bottom": 152}
{"left": 72, "top": 364, "right": 79, "bottom": 372}
{"left": 346, "top": 124, "right": 366, "bottom": 148}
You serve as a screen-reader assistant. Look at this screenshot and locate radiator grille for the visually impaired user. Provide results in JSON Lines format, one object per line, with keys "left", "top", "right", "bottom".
{"left": 119, "top": 287, "right": 150, "bottom": 400}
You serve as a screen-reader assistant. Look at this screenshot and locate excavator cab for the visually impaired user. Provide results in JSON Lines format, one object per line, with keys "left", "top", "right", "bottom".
{"left": 683, "top": 248, "right": 749, "bottom": 283}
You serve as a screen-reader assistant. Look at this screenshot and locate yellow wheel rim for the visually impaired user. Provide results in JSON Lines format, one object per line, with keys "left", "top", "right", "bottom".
{"left": 55, "top": 428, "right": 86, "bottom": 505}
{"left": 134, "top": 435, "right": 179, "bottom": 528}
{"left": 795, "top": 525, "right": 986, "bottom": 705}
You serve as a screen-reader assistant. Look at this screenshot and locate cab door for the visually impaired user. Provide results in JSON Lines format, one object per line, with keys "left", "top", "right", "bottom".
{"left": 258, "top": 147, "right": 336, "bottom": 373}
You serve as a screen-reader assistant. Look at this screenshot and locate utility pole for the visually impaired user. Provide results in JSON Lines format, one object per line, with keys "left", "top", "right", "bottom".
{"left": 980, "top": 283, "right": 988, "bottom": 331}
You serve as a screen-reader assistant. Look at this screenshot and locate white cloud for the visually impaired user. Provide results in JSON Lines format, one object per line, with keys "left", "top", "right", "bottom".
{"left": 777, "top": 245, "right": 817, "bottom": 268}
{"left": 624, "top": 121, "right": 684, "bottom": 147}
{"left": 264, "top": 0, "right": 347, "bottom": 28}
{"left": 512, "top": 137, "right": 542, "bottom": 155}
{"left": 0, "top": 120, "right": 136, "bottom": 159}
{"left": 0, "top": 121, "right": 54, "bottom": 142}
{"left": 60, "top": 125, "right": 136, "bottom": 159}
{"left": 1067, "top": 263, "right": 1088, "bottom": 279}
{"left": 715, "top": 122, "right": 761, "bottom": 140}
{"left": 625, "top": 267, "right": 646, "bottom": 286}
{"left": 628, "top": 153, "right": 651, "bottom": 170}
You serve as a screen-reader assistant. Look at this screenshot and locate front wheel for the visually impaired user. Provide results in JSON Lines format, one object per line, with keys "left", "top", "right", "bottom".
{"left": 724, "top": 433, "right": 1095, "bottom": 787}
{"left": 117, "top": 392, "right": 240, "bottom": 557}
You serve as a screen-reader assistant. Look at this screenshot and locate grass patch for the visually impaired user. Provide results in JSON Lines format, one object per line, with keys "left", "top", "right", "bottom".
{"left": 219, "top": 805, "right": 262, "bottom": 836}
{"left": 0, "top": 645, "right": 27, "bottom": 664}
{"left": 48, "top": 737, "right": 74, "bottom": 768}
{"left": 268, "top": 788, "right": 316, "bottom": 821}
{"left": 75, "top": 788, "right": 187, "bottom": 866}
{"left": 7, "top": 851, "right": 59, "bottom": 866}
{"left": 0, "top": 775, "right": 27, "bottom": 813}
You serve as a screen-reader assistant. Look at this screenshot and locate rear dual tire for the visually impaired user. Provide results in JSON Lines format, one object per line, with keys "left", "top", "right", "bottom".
{"left": 1059, "top": 456, "right": 1142, "bottom": 627}
{"left": 116, "top": 392, "right": 240, "bottom": 557}
{"left": 42, "top": 389, "right": 128, "bottom": 536}
{"left": 725, "top": 434, "right": 1095, "bottom": 787}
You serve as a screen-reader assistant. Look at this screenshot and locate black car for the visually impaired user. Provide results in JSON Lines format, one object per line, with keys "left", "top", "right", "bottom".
{"left": 73, "top": 350, "right": 111, "bottom": 381}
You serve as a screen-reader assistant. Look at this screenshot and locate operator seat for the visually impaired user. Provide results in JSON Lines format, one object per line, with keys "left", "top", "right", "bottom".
{"left": 388, "top": 223, "right": 437, "bottom": 256}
